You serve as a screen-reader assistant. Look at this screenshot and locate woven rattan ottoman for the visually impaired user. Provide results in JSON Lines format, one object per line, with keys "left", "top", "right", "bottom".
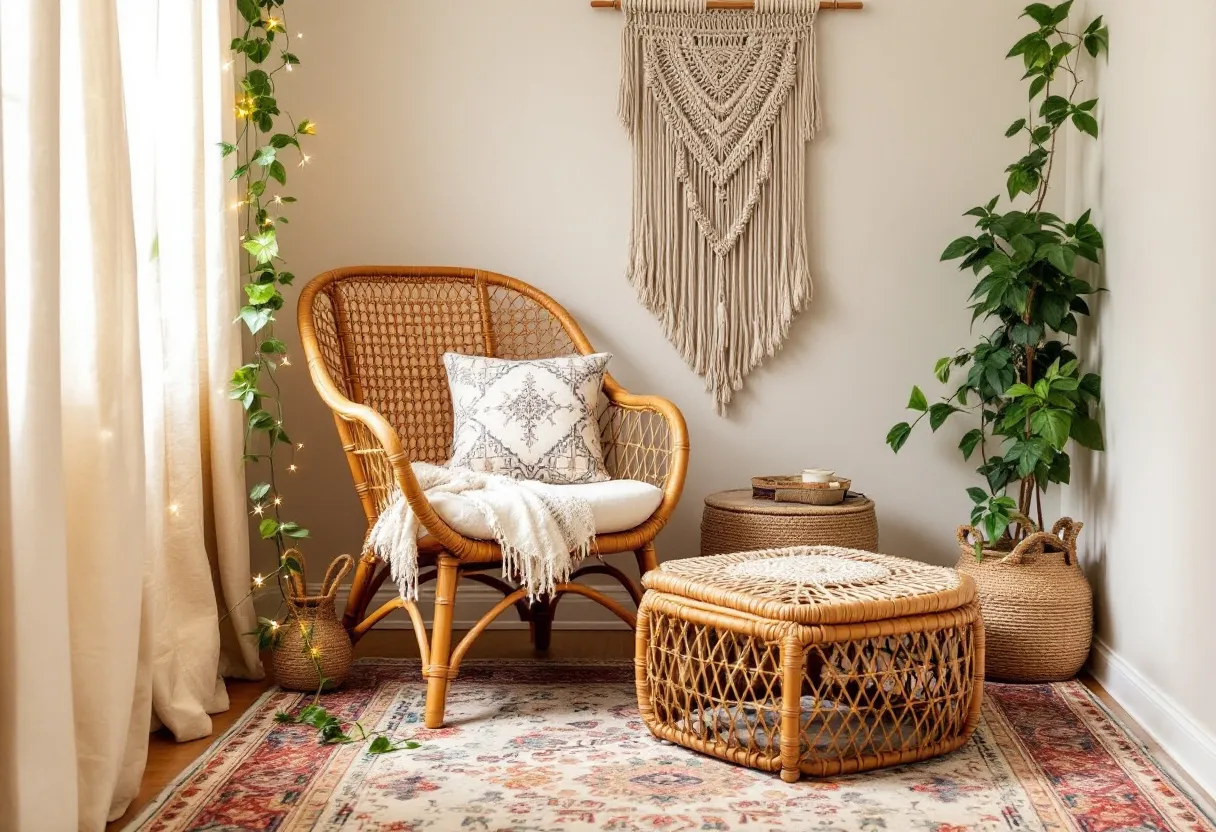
{"left": 701, "top": 490, "right": 878, "bottom": 556}
{"left": 635, "top": 546, "right": 984, "bottom": 782}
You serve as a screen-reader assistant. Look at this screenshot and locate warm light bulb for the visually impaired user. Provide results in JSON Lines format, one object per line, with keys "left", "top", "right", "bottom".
{"left": 279, "top": 355, "right": 291, "bottom": 366}
{"left": 252, "top": 503, "right": 265, "bottom": 516}
{"left": 296, "top": 443, "right": 304, "bottom": 450}
{"left": 253, "top": 574, "right": 265, "bottom": 588}
{"left": 285, "top": 64, "right": 293, "bottom": 72}
{"left": 288, "top": 464, "right": 298, "bottom": 473}
{"left": 273, "top": 195, "right": 283, "bottom": 204}
{"left": 266, "top": 16, "right": 282, "bottom": 30}
{"left": 296, "top": 32, "right": 304, "bottom": 38}
{"left": 309, "top": 646, "right": 320, "bottom": 657}
{"left": 168, "top": 502, "right": 181, "bottom": 515}
{"left": 223, "top": 60, "right": 233, "bottom": 72}
{"left": 297, "top": 154, "right": 311, "bottom": 167}
{"left": 270, "top": 620, "right": 280, "bottom": 630}
{"left": 273, "top": 497, "right": 283, "bottom": 506}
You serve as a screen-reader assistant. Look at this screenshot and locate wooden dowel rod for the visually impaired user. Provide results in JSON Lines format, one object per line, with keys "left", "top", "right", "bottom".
{"left": 591, "top": 0, "right": 863, "bottom": 9}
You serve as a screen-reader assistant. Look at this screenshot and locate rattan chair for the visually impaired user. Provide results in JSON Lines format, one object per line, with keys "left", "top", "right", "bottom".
{"left": 297, "top": 266, "right": 689, "bottom": 727}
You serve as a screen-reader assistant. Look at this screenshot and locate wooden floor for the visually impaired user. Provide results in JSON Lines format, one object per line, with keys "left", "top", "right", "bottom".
{"left": 107, "top": 630, "right": 1212, "bottom": 829}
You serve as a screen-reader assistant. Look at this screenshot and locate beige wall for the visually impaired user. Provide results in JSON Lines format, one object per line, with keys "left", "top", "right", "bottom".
{"left": 1063, "top": 0, "right": 1216, "bottom": 794}
{"left": 256, "top": 0, "right": 1043, "bottom": 578}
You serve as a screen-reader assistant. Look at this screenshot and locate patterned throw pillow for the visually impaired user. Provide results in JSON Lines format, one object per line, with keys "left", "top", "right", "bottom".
{"left": 443, "top": 352, "right": 613, "bottom": 485}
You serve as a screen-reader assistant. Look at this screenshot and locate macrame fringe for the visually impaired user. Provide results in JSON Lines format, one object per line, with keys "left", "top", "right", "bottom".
{"left": 620, "top": 0, "right": 820, "bottom": 414}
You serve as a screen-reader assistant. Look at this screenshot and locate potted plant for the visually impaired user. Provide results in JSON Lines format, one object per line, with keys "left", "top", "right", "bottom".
{"left": 887, "top": 1, "right": 1109, "bottom": 682}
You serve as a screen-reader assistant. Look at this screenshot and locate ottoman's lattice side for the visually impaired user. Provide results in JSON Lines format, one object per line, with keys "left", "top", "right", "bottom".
{"left": 635, "top": 593, "right": 985, "bottom": 782}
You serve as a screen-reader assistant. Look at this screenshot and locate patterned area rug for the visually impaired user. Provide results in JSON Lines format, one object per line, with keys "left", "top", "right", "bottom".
{"left": 126, "top": 660, "right": 1214, "bottom": 832}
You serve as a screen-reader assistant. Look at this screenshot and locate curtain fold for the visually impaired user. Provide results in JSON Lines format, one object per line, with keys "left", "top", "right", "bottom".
{"left": 0, "top": 0, "right": 261, "bottom": 828}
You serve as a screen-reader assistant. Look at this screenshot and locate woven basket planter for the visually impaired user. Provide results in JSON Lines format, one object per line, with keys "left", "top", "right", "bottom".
{"left": 955, "top": 518, "right": 1091, "bottom": 682}
{"left": 701, "top": 490, "right": 878, "bottom": 556}
{"left": 274, "top": 555, "right": 354, "bottom": 692}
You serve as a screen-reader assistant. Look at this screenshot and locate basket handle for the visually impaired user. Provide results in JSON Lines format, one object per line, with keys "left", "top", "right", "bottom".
{"left": 956, "top": 525, "right": 981, "bottom": 549}
{"left": 282, "top": 547, "right": 307, "bottom": 598}
{"left": 1004, "top": 519, "right": 1083, "bottom": 567}
{"left": 321, "top": 554, "right": 354, "bottom": 599}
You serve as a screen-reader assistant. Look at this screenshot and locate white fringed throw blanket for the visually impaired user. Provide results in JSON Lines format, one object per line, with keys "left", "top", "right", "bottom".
{"left": 365, "top": 463, "right": 595, "bottom": 602}
{"left": 619, "top": 0, "right": 819, "bottom": 413}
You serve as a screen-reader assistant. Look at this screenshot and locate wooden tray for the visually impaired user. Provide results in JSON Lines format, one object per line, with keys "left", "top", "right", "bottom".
{"left": 751, "top": 475, "right": 851, "bottom": 506}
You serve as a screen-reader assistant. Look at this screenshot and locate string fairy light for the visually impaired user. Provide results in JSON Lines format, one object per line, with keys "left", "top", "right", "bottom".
{"left": 168, "top": 502, "right": 181, "bottom": 515}
{"left": 297, "top": 154, "right": 311, "bottom": 167}
{"left": 296, "top": 443, "right": 304, "bottom": 450}
{"left": 279, "top": 355, "right": 291, "bottom": 366}
{"left": 253, "top": 574, "right": 265, "bottom": 588}
{"left": 252, "top": 503, "right": 265, "bottom": 517}
{"left": 273, "top": 496, "right": 283, "bottom": 506}
{"left": 287, "top": 464, "right": 298, "bottom": 473}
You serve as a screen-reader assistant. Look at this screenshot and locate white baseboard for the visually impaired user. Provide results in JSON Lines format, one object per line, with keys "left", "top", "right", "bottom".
{"left": 1088, "top": 639, "right": 1216, "bottom": 799}
{"left": 302, "top": 581, "right": 635, "bottom": 632}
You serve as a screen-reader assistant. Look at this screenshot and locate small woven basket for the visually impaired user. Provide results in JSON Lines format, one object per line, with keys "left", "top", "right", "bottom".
{"left": 955, "top": 518, "right": 1092, "bottom": 682}
{"left": 273, "top": 554, "right": 354, "bottom": 692}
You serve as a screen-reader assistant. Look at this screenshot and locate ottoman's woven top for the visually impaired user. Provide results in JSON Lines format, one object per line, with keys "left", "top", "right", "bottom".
{"left": 644, "top": 546, "right": 973, "bottom": 625}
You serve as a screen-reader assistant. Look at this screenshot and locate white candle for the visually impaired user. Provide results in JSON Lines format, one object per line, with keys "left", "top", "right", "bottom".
{"left": 802, "top": 468, "right": 834, "bottom": 483}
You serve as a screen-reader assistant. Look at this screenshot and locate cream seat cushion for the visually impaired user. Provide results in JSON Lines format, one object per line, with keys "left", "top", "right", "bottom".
{"left": 422, "top": 478, "right": 663, "bottom": 540}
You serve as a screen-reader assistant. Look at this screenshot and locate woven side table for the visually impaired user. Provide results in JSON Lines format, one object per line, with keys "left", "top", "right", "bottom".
{"left": 636, "top": 546, "right": 984, "bottom": 782}
{"left": 701, "top": 490, "right": 878, "bottom": 555}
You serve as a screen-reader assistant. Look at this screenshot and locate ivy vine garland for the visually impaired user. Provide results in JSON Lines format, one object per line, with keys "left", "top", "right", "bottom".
{"left": 221, "top": 0, "right": 413, "bottom": 754}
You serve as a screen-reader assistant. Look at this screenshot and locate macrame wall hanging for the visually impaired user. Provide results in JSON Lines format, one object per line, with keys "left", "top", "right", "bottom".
{"left": 617, "top": 0, "right": 821, "bottom": 414}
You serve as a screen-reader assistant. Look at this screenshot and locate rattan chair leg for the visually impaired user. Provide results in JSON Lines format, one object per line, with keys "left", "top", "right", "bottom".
{"left": 635, "top": 542, "right": 659, "bottom": 576}
{"left": 529, "top": 599, "right": 553, "bottom": 651}
{"left": 342, "top": 552, "right": 380, "bottom": 631}
{"left": 779, "top": 632, "right": 805, "bottom": 783}
{"left": 424, "top": 555, "right": 460, "bottom": 729}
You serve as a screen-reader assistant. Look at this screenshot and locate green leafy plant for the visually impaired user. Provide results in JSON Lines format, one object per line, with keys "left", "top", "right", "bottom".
{"left": 219, "top": 0, "right": 412, "bottom": 756}
{"left": 887, "top": 2, "right": 1109, "bottom": 557}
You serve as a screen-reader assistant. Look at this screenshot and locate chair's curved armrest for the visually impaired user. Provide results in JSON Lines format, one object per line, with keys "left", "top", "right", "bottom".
{"left": 600, "top": 377, "right": 690, "bottom": 530}
{"left": 303, "top": 355, "right": 471, "bottom": 556}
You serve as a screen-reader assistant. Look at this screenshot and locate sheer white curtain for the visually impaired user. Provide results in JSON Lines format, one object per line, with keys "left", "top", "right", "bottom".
{"left": 0, "top": 1, "right": 260, "bottom": 829}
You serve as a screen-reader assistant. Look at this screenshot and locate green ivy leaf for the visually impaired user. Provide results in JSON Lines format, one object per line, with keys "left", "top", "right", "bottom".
{"left": 1031, "top": 407, "right": 1073, "bottom": 450}
{"left": 959, "top": 429, "right": 984, "bottom": 461}
{"left": 278, "top": 522, "right": 310, "bottom": 539}
{"left": 282, "top": 553, "right": 304, "bottom": 574}
{"left": 1070, "top": 414, "right": 1105, "bottom": 450}
{"left": 368, "top": 736, "right": 394, "bottom": 754}
{"left": 928, "top": 403, "right": 959, "bottom": 432}
{"left": 1072, "top": 111, "right": 1099, "bottom": 138}
{"left": 941, "top": 236, "right": 978, "bottom": 261}
{"left": 253, "top": 145, "right": 277, "bottom": 167}
{"left": 1021, "top": 3, "right": 1055, "bottom": 25}
{"left": 966, "top": 486, "right": 988, "bottom": 504}
{"left": 218, "top": 141, "right": 238, "bottom": 157}
{"left": 886, "top": 422, "right": 912, "bottom": 453}
{"left": 907, "top": 386, "right": 928, "bottom": 412}
{"left": 260, "top": 338, "right": 288, "bottom": 354}
{"left": 242, "top": 231, "right": 279, "bottom": 264}
{"left": 934, "top": 357, "right": 952, "bottom": 385}
{"left": 237, "top": 305, "right": 273, "bottom": 334}
{"left": 237, "top": 0, "right": 260, "bottom": 23}
{"left": 259, "top": 518, "right": 280, "bottom": 539}
{"left": 249, "top": 482, "right": 271, "bottom": 501}
{"left": 245, "top": 282, "right": 279, "bottom": 305}
{"left": 268, "top": 160, "right": 287, "bottom": 185}
{"left": 1005, "top": 118, "right": 1026, "bottom": 138}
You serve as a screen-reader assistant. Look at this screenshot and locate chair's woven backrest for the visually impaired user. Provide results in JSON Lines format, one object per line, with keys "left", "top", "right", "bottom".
{"left": 306, "top": 268, "right": 579, "bottom": 465}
